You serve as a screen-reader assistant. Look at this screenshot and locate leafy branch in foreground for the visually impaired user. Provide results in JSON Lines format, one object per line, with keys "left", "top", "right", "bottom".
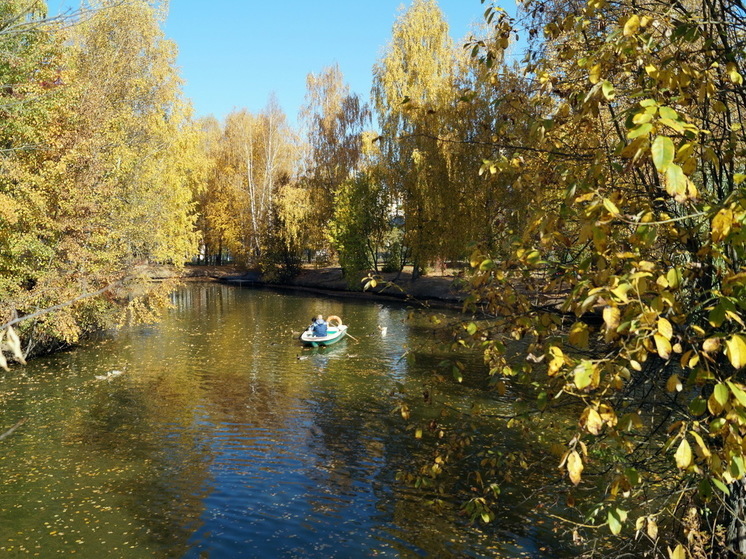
{"left": 443, "top": 0, "right": 746, "bottom": 556}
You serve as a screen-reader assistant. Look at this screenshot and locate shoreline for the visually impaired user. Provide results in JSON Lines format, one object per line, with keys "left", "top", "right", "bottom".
{"left": 180, "top": 264, "right": 467, "bottom": 309}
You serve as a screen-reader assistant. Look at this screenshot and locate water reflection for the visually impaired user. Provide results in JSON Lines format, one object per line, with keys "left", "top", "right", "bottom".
{"left": 0, "top": 284, "right": 573, "bottom": 558}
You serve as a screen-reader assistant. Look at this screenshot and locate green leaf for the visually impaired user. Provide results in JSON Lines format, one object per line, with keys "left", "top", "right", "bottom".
{"left": 651, "top": 136, "right": 675, "bottom": 172}
{"left": 714, "top": 383, "right": 730, "bottom": 407}
{"left": 731, "top": 455, "right": 746, "bottom": 479}
{"left": 601, "top": 80, "right": 615, "bottom": 100}
{"left": 573, "top": 360, "right": 595, "bottom": 390}
{"left": 658, "top": 106, "right": 678, "bottom": 120}
{"left": 689, "top": 396, "right": 707, "bottom": 416}
{"left": 712, "top": 478, "right": 731, "bottom": 495}
{"left": 627, "top": 123, "right": 652, "bottom": 139}
{"left": 727, "top": 379, "right": 746, "bottom": 406}
{"left": 608, "top": 507, "right": 627, "bottom": 535}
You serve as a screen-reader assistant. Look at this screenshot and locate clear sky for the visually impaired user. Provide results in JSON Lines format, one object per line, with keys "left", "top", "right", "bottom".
{"left": 159, "top": 0, "right": 520, "bottom": 125}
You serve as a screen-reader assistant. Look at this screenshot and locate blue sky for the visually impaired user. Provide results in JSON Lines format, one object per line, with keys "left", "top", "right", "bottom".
{"left": 50, "top": 1, "right": 520, "bottom": 124}
{"left": 160, "top": 0, "right": 520, "bottom": 124}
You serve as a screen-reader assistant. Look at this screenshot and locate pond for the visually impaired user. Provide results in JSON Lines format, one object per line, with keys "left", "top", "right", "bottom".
{"left": 0, "top": 283, "right": 575, "bottom": 557}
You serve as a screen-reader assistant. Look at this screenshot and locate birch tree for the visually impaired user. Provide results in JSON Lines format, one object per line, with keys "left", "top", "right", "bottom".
{"left": 300, "top": 63, "right": 371, "bottom": 237}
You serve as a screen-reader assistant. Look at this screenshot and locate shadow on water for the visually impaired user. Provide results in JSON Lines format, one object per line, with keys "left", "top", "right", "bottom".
{"left": 0, "top": 283, "right": 577, "bottom": 558}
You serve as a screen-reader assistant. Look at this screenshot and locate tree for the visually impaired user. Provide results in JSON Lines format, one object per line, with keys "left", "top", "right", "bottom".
{"left": 427, "top": 0, "right": 746, "bottom": 556}
{"left": 372, "top": 0, "right": 458, "bottom": 278}
{"left": 197, "top": 98, "right": 295, "bottom": 267}
{"left": 300, "top": 63, "right": 371, "bottom": 257}
{"left": 330, "top": 165, "right": 390, "bottom": 283}
{"left": 0, "top": 0, "right": 202, "bottom": 352}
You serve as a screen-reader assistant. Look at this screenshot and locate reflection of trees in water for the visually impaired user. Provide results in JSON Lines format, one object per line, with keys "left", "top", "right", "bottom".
{"left": 0, "top": 284, "right": 574, "bottom": 557}
{"left": 67, "top": 382, "right": 213, "bottom": 553}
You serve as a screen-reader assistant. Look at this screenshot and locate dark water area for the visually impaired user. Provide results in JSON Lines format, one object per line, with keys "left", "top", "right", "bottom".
{"left": 0, "top": 284, "right": 575, "bottom": 557}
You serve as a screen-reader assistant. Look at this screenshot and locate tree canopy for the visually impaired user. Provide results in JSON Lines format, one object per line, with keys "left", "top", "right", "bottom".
{"left": 0, "top": 0, "right": 202, "bottom": 350}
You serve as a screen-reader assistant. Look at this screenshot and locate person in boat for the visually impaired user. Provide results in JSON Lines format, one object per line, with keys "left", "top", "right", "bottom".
{"left": 311, "top": 314, "right": 328, "bottom": 337}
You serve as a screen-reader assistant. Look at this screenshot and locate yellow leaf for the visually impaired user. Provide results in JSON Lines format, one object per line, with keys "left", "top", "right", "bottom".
{"left": 657, "top": 317, "right": 673, "bottom": 341}
{"left": 675, "top": 438, "right": 692, "bottom": 469}
{"left": 690, "top": 431, "right": 711, "bottom": 459}
{"left": 669, "top": 544, "right": 686, "bottom": 559}
{"left": 7, "top": 334, "right": 24, "bottom": 365}
{"left": 666, "top": 374, "right": 682, "bottom": 393}
{"left": 548, "top": 345, "right": 565, "bottom": 376}
{"left": 603, "top": 306, "right": 620, "bottom": 334}
{"left": 654, "top": 333, "right": 672, "bottom": 360}
{"left": 569, "top": 322, "right": 589, "bottom": 348}
{"left": 603, "top": 198, "right": 620, "bottom": 217}
{"left": 728, "top": 62, "right": 744, "bottom": 85}
{"left": 647, "top": 517, "right": 658, "bottom": 540}
{"left": 589, "top": 64, "right": 601, "bottom": 84}
{"left": 581, "top": 407, "right": 604, "bottom": 435}
{"left": 611, "top": 283, "right": 632, "bottom": 303}
{"left": 567, "top": 450, "right": 583, "bottom": 485}
{"left": 712, "top": 208, "right": 734, "bottom": 242}
{"left": 623, "top": 14, "right": 640, "bottom": 36}
{"left": 725, "top": 334, "right": 746, "bottom": 369}
{"left": 665, "top": 164, "right": 687, "bottom": 197}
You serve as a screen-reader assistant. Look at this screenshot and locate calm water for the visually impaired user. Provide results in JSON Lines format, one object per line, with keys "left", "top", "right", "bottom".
{"left": 0, "top": 284, "right": 572, "bottom": 557}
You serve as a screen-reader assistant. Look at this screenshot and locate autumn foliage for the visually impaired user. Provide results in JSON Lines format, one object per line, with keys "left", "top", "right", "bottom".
{"left": 6, "top": 0, "right": 746, "bottom": 555}
{"left": 0, "top": 1, "right": 200, "bottom": 350}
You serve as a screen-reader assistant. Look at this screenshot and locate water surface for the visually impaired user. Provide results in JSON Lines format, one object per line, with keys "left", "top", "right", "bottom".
{"left": 0, "top": 284, "right": 572, "bottom": 557}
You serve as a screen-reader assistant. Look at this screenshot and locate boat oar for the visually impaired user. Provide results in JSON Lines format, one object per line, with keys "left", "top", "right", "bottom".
{"left": 345, "top": 331, "right": 360, "bottom": 342}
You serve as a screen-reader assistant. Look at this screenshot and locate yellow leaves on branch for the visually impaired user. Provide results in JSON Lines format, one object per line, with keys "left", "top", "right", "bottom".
{"left": 725, "top": 334, "right": 746, "bottom": 369}
{"left": 566, "top": 450, "right": 584, "bottom": 485}
{"left": 569, "top": 321, "right": 589, "bottom": 348}
{"left": 603, "top": 306, "right": 620, "bottom": 341}
{"left": 622, "top": 14, "right": 640, "bottom": 37}
{"left": 711, "top": 208, "right": 735, "bottom": 242}
{"left": 580, "top": 406, "right": 604, "bottom": 435}
{"left": 674, "top": 437, "right": 692, "bottom": 469}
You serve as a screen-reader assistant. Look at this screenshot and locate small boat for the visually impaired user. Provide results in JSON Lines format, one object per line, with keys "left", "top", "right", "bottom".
{"left": 301, "top": 324, "right": 348, "bottom": 347}
{"left": 300, "top": 315, "right": 348, "bottom": 347}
